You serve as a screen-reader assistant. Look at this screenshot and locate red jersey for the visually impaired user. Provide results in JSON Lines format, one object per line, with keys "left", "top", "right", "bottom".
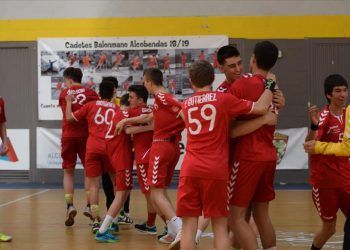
{"left": 216, "top": 80, "right": 232, "bottom": 93}
{"left": 153, "top": 92, "right": 185, "bottom": 141}
{"left": 310, "top": 106, "right": 350, "bottom": 188}
{"left": 59, "top": 85, "right": 99, "bottom": 138}
{"left": 106, "top": 109, "right": 133, "bottom": 170}
{"left": 181, "top": 91, "right": 253, "bottom": 180}
{"left": 230, "top": 74, "right": 277, "bottom": 161}
{"left": 181, "top": 54, "right": 187, "bottom": 66}
{"left": 0, "top": 97, "right": 6, "bottom": 123}
{"left": 72, "top": 100, "right": 116, "bottom": 155}
{"left": 128, "top": 105, "right": 154, "bottom": 164}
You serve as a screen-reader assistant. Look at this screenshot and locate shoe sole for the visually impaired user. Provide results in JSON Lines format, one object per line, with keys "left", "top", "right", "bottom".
{"left": 83, "top": 211, "right": 94, "bottom": 221}
{"left": 135, "top": 228, "right": 157, "bottom": 235}
{"left": 95, "top": 239, "right": 119, "bottom": 243}
{"left": 65, "top": 209, "right": 77, "bottom": 226}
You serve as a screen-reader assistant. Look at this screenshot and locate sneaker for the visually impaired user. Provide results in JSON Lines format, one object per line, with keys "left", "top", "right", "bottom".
{"left": 158, "top": 233, "right": 175, "bottom": 244}
{"left": 169, "top": 230, "right": 181, "bottom": 250}
{"left": 108, "top": 222, "right": 119, "bottom": 234}
{"left": 157, "top": 226, "right": 168, "bottom": 240}
{"left": 0, "top": 233, "right": 12, "bottom": 242}
{"left": 118, "top": 212, "right": 133, "bottom": 225}
{"left": 65, "top": 206, "right": 77, "bottom": 227}
{"left": 135, "top": 222, "right": 157, "bottom": 235}
{"left": 95, "top": 231, "right": 119, "bottom": 243}
{"left": 83, "top": 205, "right": 94, "bottom": 221}
{"left": 92, "top": 221, "right": 100, "bottom": 234}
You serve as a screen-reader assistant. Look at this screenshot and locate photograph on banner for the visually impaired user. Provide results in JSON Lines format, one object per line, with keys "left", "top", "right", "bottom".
{"left": 38, "top": 36, "right": 228, "bottom": 120}
{"left": 0, "top": 129, "right": 30, "bottom": 170}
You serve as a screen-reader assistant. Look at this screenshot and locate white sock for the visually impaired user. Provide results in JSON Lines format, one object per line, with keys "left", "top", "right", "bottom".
{"left": 168, "top": 216, "right": 182, "bottom": 236}
{"left": 195, "top": 229, "right": 202, "bottom": 243}
{"left": 112, "top": 216, "right": 119, "bottom": 223}
{"left": 99, "top": 214, "right": 113, "bottom": 234}
{"left": 264, "top": 247, "right": 277, "bottom": 250}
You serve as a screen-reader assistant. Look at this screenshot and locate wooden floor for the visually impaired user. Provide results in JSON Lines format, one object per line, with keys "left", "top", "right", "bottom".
{"left": 0, "top": 188, "right": 345, "bottom": 250}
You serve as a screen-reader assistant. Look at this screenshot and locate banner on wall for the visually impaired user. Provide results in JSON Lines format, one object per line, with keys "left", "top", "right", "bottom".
{"left": 0, "top": 129, "right": 30, "bottom": 170}
{"left": 37, "top": 127, "right": 307, "bottom": 170}
{"left": 37, "top": 36, "right": 229, "bottom": 120}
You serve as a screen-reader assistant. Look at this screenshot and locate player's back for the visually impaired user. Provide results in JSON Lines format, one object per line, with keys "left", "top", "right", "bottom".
{"left": 74, "top": 100, "right": 116, "bottom": 155}
{"left": 59, "top": 85, "right": 98, "bottom": 138}
{"left": 230, "top": 74, "right": 277, "bottom": 162}
{"left": 181, "top": 91, "right": 252, "bottom": 180}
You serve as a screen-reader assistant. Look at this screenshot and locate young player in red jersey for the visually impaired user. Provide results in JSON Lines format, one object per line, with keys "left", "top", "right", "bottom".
{"left": 95, "top": 91, "right": 135, "bottom": 243}
{"left": 58, "top": 67, "right": 99, "bottom": 226}
{"left": 304, "top": 74, "right": 350, "bottom": 250}
{"left": 228, "top": 41, "right": 279, "bottom": 250}
{"left": 124, "top": 85, "right": 158, "bottom": 234}
{"left": 65, "top": 80, "right": 116, "bottom": 233}
{"left": 115, "top": 68, "right": 185, "bottom": 245}
{"left": 174, "top": 60, "right": 274, "bottom": 250}
{"left": 0, "top": 97, "right": 12, "bottom": 242}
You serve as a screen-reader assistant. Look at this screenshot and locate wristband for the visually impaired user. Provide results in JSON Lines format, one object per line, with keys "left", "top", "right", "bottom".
{"left": 310, "top": 122, "right": 319, "bottom": 131}
{"left": 265, "top": 79, "right": 276, "bottom": 92}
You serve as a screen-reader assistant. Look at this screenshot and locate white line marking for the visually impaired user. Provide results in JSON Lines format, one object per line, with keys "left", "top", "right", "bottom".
{"left": 0, "top": 189, "right": 50, "bottom": 208}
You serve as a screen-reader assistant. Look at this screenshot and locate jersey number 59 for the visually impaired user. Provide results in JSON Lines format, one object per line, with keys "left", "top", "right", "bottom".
{"left": 188, "top": 104, "right": 216, "bottom": 135}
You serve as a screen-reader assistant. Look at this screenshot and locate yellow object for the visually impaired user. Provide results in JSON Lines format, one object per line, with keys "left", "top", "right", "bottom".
{"left": 1, "top": 15, "right": 350, "bottom": 41}
{"left": 64, "top": 193, "right": 73, "bottom": 204}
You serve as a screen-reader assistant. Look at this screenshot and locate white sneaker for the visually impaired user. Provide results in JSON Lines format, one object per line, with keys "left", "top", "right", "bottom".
{"left": 169, "top": 230, "right": 181, "bottom": 250}
{"left": 159, "top": 233, "right": 175, "bottom": 244}
{"left": 65, "top": 206, "right": 77, "bottom": 226}
{"left": 83, "top": 205, "right": 94, "bottom": 221}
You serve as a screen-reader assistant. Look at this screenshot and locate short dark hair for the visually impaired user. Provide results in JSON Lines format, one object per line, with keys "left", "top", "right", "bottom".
{"left": 63, "top": 67, "right": 83, "bottom": 83}
{"left": 253, "top": 41, "right": 279, "bottom": 71}
{"left": 189, "top": 61, "right": 215, "bottom": 88}
{"left": 143, "top": 68, "right": 163, "bottom": 86}
{"left": 120, "top": 93, "right": 130, "bottom": 106}
{"left": 217, "top": 45, "right": 240, "bottom": 65}
{"left": 128, "top": 85, "right": 149, "bottom": 103}
{"left": 99, "top": 80, "right": 115, "bottom": 100}
{"left": 324, "top": 74, "right": 348, "bottom": 103}
{"left": 102, "top": 76, "right": 118, "bottom": 89}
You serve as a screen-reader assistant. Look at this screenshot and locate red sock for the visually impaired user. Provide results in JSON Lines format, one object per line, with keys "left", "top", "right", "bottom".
{"left": 147, "top": 212, "right": 157, "bottom": 227}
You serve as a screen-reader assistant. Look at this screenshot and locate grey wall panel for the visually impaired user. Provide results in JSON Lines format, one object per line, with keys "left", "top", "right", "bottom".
{"left": 2, "top": 0, "right": 350, "bottom": 19}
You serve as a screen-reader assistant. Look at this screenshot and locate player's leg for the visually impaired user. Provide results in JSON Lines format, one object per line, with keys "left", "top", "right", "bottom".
{"left": 101, "top": 173, "right": 115, "bottom": 209}
{"left": 212, "top": 217, "right": 230, "bottom": 250}
{"left": 61, "top": 138, "right": 78, "bottom": 226}
{"left": 252, "top": 202, "right": 276, "bottom": 249}
{"left": 196, "top": 215, "right": 210, "bottom": 245}
{"left": 180, "top": 217, "right": 198, "bottom": 250}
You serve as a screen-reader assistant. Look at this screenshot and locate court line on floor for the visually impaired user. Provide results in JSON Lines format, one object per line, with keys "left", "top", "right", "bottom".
{"left": 0, "top": 189, "right": 50, "bottom": 208}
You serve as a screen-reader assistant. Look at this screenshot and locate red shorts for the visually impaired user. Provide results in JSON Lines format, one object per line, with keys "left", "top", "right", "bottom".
{"left": 61, "top": 137, "right": 87, "bottom": 169}
{"left": 177, "top": 176, "right": 229, "bottom": 218}
{"left": 115, "top": 167, "right": 133, "bottom": 191}
{"left": 147, "top": 141, "right": 180, "bottom": 188}
{"left": 312, "top": 185, "right": 350, "bottom": 222}
{"left": 230, "top": 160, "right": 276, "bottom": 207}
{"left": 136, "top": 163, "right": 150, "bottom": 194}
{"left": 85, "top": 153, "right": 114, "bottom": 178}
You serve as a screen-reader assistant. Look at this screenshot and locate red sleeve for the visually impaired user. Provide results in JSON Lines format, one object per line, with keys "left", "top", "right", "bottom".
{"left": 156, "top": 93, "right": 182, "bottom": 115}
{"left": 0, "top": 98, "right": 6, "bottom": 123}
{"left": 316, "top": 110, "right": 330, "bottom": 140}
{"left": 72, "top": 102, "right": 90, "bottom": 122}
{"left": 225, "top": 94, "right": 253, "bottom": 118}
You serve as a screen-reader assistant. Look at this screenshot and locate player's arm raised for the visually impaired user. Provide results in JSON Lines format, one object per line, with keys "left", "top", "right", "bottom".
{"left": 250, "top": 79, "right": 275, "bottom": 115}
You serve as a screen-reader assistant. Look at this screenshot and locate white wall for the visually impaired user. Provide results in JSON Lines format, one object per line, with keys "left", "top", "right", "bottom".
{"left": 1, "top": 0, "right": 350, "bottom": 19}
